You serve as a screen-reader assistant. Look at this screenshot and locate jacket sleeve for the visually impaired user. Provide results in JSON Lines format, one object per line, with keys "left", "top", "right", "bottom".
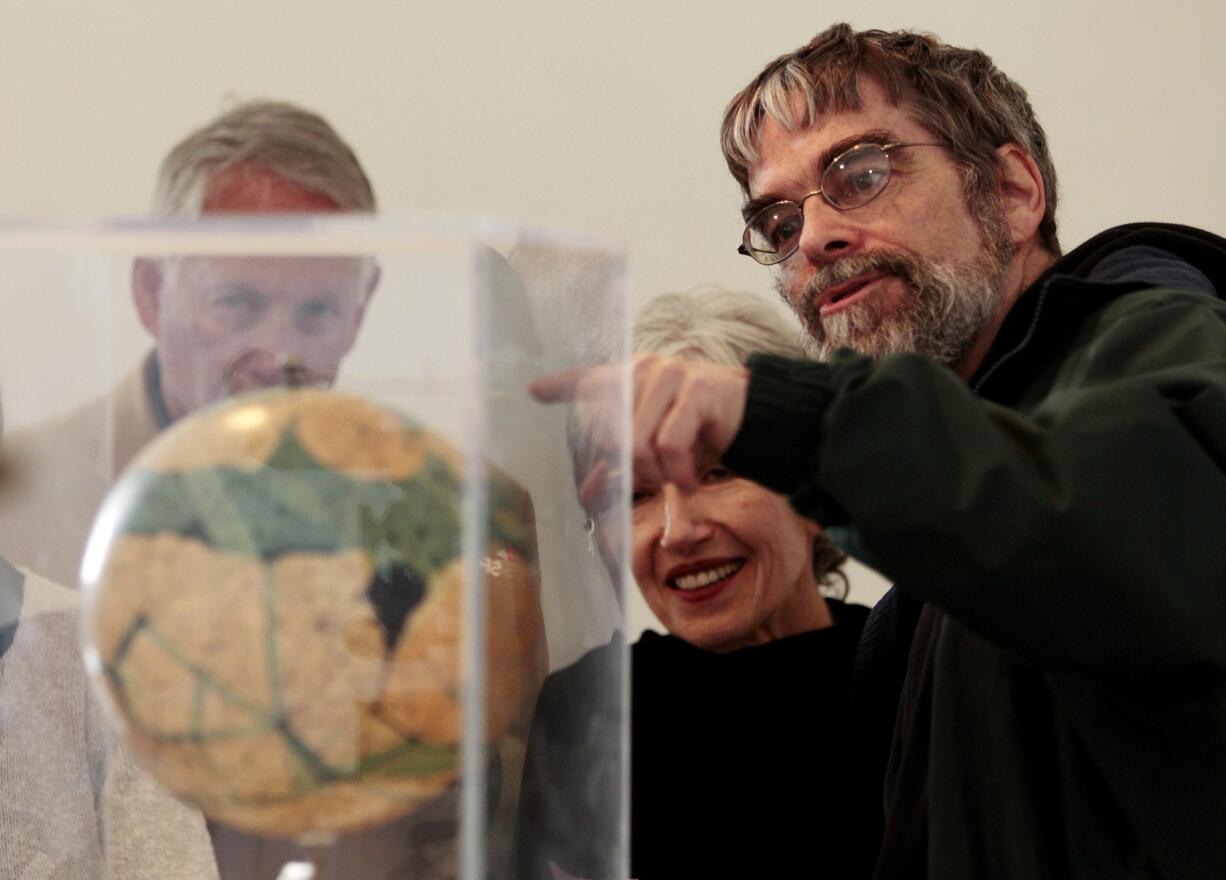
{"left": 724, "top": 287, "right": 1226, "bottom": 686}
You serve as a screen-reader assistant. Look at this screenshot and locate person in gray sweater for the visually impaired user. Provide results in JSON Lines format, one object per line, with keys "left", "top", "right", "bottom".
{"left": 0, "top": 366, "right": 218, "bottom": 879}
{"left": 0, "top": 555, "right": 219, "bottom": 879}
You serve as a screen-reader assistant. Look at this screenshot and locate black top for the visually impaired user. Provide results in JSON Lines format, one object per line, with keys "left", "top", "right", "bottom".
{"left": 514, "top": 599, "right": 872, "bottom": 880}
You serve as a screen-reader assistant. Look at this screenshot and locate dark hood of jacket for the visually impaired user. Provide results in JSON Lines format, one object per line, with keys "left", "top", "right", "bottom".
{"left": 971, "top": 222, "right": 1226, "bottom": 396}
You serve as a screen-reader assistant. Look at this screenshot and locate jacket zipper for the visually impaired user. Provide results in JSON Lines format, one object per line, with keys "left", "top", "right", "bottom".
{"left": 971, "top": 279, "right": 1053, "bottom": 395}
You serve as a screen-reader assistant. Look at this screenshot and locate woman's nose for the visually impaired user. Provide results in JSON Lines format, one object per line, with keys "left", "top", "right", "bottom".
{"left": 659, "top": 485, "right": 712, "bottom": 550}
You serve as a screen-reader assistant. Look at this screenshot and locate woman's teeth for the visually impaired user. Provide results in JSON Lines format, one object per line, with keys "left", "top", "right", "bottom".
{"left": 672, "top": 561, "right": 744, "bottom": 591}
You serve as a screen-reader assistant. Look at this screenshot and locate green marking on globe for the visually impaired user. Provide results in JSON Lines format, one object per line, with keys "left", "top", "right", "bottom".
{"left": 263, "top": 422, "right": 326, "bottom": 472}
{"left": 148, "top": 724, "right": 278, "bottom": 746}
{"left": 121, "top": 447, "right": 464, "bottom": 586}
{"left": 120, "top": 416, "right": 529, "bottom": 580}
{"left": 109, "top": 616, "right": 270, "bottom": 721}
{"left": 191, "top": 674, "right": 206, "bottom": 738}
{"left": 359, "top": 739, "right": 459, "bottom": 778}
{"left": 180, "top": 469, "right": 262, "bottom": 557}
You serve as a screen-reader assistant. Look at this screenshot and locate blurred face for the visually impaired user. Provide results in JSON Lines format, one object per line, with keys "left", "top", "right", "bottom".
{"left": 134, "top": 166, "right": 375, "bottom": 420}
{"left": 629, "top": 465, "right": 831, "bottom": 652}
{"left": 146, "top": 255, "right": 373, "bottom": 419}
{"left": 746, "top": 78, "right": 1012, "bottom": 370}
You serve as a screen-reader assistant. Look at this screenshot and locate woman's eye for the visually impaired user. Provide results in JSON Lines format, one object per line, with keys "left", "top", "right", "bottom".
{"left": 702, "top": 466, "right": 734, "bottom": 483}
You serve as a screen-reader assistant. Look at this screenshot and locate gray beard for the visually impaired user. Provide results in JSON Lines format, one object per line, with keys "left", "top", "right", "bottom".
{"left": 782, "top": 246, "right": 1011, "bottom": 369}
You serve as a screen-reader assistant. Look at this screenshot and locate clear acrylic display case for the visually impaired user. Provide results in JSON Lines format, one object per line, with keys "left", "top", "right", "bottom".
{"left": 0, "top": 216, "right": 630, "bottom": 880}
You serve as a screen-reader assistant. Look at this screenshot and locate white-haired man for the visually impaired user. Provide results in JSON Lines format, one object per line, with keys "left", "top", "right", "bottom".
{"left": 536, "top": 24, "right": 1226, "bottom": 880}
{"left": 0, "top": 100, "right": 378, "bottom": 587}
{"left": 0, "top": 101, "right": 411, "bottom": 880}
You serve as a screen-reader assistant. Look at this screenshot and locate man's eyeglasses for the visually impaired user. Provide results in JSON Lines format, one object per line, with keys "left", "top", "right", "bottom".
{"left": 738, "top": 142, "right": 944, "bottom": 266}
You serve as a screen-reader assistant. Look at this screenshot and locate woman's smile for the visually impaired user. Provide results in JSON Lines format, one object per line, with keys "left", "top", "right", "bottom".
{"left": 666, "top": 558, "right": 746, "bottom": 601}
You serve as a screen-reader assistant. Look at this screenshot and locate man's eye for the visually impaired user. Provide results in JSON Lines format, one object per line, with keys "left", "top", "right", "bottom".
{"left": 757, "top": 206, "right": 802, "bottom": 246}
{"left": 844, "top": 168, "right": 885, "bottom": 195}
{"left": 302, "top": 297, "right": 343, "bottom": 318}
{"left": 701, "top": 466, "right": 734, "bottom": 484}
{"left": 297, "top": 297, "right": 343, "bottom": 332}
{"left": 213, "top": 288, "right": 260, "bottom": 315}
{"left": 304, "top": 298, "right": 339, "bottom": 318}
{"left": 768, "top": 218, "right": 801, "bottom": 247}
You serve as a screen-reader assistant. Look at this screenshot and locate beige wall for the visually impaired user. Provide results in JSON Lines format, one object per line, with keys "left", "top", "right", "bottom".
{"left": 2, "top": 0, "right": 1223, "bottom": 625}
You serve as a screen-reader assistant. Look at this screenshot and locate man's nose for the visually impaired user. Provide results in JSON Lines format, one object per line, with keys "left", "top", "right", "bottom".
{"left": 246, "top": 307, "right": 304, "bottom": 355}
{"left": 223, "top": 348, "right": 292, "bottom": 396}
{"left": 228, "top": 310, "right": 330, "bottom": 389}
{"left": 659, "top": 485, "right": 713, "bottom": 551}
{"left": 795, "top": 196, "right": 865, "bottom": 264}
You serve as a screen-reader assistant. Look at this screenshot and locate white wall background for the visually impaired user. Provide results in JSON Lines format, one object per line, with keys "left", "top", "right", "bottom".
{"left": 3, "top": 0, "right": 1224, "bottom": 631}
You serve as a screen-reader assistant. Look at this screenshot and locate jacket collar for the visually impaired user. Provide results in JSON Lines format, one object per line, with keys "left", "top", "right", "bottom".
{"left": 970, "top": 223, "right": 1226, "bottom": 394}
{"left": 1042, "top": 222, "right": 1226, "bottom": 292}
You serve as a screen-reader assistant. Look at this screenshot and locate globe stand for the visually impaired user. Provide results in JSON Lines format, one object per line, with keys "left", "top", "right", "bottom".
{"left": 275, "top": 832, "right": 339, "bottom": 880}
{"left": 274, "top": 861, "right": 317, "bottom": 880}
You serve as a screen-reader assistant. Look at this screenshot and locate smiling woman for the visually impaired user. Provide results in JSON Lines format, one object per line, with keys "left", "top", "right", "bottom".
{"left": 625, "top": 290, "right": 849, "bottom": 655}
{"left": 630, "top": 462, "right": 832, "bottom": 650}
{"left": 514, "top": 287, "right": 873, "bottom": 880}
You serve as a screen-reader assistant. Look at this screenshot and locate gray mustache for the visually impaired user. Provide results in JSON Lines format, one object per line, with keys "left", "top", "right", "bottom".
{"left": 805, "top": 251, "right": 916, "bottom": 300}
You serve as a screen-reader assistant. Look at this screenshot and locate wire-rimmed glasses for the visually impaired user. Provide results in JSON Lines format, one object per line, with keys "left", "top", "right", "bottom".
{"left": 738, "top": 142, "right": 944, "bottom": 266}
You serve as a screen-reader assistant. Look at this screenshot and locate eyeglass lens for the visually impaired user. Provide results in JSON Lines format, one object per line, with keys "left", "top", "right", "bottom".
{"left": 743, "top": 144, "right": 892, "bottom": 264}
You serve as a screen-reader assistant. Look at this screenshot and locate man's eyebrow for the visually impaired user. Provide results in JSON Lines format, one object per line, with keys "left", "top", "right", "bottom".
{"left": 742, "top": 127, "right": 900, "bottom": 221}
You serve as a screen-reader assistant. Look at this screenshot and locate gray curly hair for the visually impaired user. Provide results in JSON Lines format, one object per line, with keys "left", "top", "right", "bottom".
{"left": 571, "top": 287, "right": 847, "bottom": 595}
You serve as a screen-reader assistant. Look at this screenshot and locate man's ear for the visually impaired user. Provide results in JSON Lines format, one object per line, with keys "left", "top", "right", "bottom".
{"left": 994, "top": 143, "right": 1046, "bottom": 248}
{"left": 131, "top": 258, "right": 163, "bottom": 337}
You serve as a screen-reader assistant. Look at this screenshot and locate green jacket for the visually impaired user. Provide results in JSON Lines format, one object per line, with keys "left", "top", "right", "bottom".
{"left": 725, "top": 224, "right": 1226, "bottom": 879}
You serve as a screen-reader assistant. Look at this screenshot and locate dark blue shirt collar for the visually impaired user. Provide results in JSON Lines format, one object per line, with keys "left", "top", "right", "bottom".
{"left": 0, "top": 555, "right": 26, "bottom": 659}
{"left": 143, "top": 350, "right": 176, "bottom": 431}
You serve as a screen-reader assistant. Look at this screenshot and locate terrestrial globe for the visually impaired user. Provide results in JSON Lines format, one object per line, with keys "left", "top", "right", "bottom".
{"left": 80, "top": 387, "right": 543, "bottom": 837}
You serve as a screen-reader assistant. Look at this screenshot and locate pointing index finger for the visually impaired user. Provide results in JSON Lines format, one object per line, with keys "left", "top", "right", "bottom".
{"left": 529, "top": 365, "right": 588, "bottom": 402}
{"left": 529, "top": 362, "right": 621, "bottom": 403}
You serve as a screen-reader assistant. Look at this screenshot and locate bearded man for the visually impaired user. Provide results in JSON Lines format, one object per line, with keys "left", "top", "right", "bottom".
{"left": 534, "top": 23, "right": 1226, "bottom": 880}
